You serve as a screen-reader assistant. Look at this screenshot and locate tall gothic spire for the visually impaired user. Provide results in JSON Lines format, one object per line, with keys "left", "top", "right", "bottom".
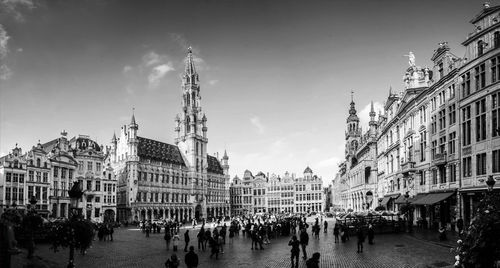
{"left": 184, "top": 46, "right": 197, "bottom": 77}
{"left": 347, "top": 90, "right": 359, "bottom": 122}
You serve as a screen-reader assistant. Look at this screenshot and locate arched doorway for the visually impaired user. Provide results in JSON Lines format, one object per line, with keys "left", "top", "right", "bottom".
{"left": 366, "top": 191, "right": 373, "bottom": 210}
{"left": 195, "top": 205, "right": 202, "bottom": 221}
{"left": 104, "top": 209, "right": 115, "bottom": 223}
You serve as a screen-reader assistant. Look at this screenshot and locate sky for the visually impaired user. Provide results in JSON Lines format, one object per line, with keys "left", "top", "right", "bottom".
{"left": 0, "top": 0, "right": 488, "bottom": 186}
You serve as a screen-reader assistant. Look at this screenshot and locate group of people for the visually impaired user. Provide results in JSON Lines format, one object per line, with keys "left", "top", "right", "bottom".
{"left": 96, "top": 223, "right": 114, "bottom": 242}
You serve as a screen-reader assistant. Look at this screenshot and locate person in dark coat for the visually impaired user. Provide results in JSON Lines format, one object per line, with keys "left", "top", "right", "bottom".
{"left": 306, "top": 252, "right": 320, "bottom": 268}
{"left": 165, "top": 253, "right": 180, "bottom": 268}
{"left": 299, "top": 228, "right": 309, "bottom": 260}
{"left": 197, "top": 227, "right": 205, "bottom": 251}
{"left": 184, "top": 230, "right": 190, "bottom": 252}
{"left": 323, "top": 220, "right": 328, "bottom": 233}
{"left": 356, "top": 227, "right": 365, "bottom": 253}
{"left": 164, "top": 229, "right": 172, "bottom": 250}
{"left": 367, "top": 224, "right": 375, "bottom": 245}
{"left": 209, "top": 236, "right": 219, "bottom": 259}
{"left": 184, "top": 246, "right": 199, "bottom": 268}
{"left": 288, "top": 235, "right": 300, "bottom": 268}
{"left": 333, "top": 224, "right": 340, "bottom": 243}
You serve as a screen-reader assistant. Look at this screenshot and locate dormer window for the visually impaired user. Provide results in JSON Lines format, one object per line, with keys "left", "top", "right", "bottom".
{"left": 36, "top": 158, "right": 41, "bottom": 167}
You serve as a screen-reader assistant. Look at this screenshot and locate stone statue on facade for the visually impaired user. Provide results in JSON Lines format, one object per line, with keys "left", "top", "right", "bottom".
{"left": 405, "top": 51, "right": 416, "bottom": 67}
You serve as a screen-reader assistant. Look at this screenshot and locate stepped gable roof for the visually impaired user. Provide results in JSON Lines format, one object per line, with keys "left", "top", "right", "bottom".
{"left": 137, "top": 137, "right": 185, "bottom": 166}
{"left": 207, "top": 155, "right": 224, "bottom": 175}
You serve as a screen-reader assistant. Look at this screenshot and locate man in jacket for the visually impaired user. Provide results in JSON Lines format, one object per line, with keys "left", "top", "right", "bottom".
{"left": 299, "top": 228, "right": 309, "bottom": 260}
{"left": 184, "top": 230, "right": 190, "bottom": 252}
{"left": 184, "top": 246, "right": 199, "bottom": 268}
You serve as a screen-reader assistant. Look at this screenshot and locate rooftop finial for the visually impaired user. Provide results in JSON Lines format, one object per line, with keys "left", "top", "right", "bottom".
{"left": 130, "top": 107, "right": 137, "bottom": 126}
{"left": 351, "top": 90, "right": 354, "bottom": 102}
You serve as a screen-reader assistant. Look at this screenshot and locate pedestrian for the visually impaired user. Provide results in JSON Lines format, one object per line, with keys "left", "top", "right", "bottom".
{"left": 209, "top": 236, "right": 219, "bottom": 259}
{"left": 457, "top": 218, "right": 464, "bottom": 236}
{"left": 145, "top": 221, "right": 151, "bottom": 237}
{"left": 323, "top": 220, "right": 328, "bottom": 233}
{"left": 164, "top": 229, "right": 172, "bottom": 250}
{"left": 184, "top": 230, "right": 190, "bottom": 252}
{"left": 197, "top": 227, "right": 205, "bottom": 251}
{"left": 299, "top": 228, "right": 309, "bottom": 260}
{"left": 367, "top": 224, "right": 374, "bottom": 245}
{"left": 306, "top": 252, "right": 320, "bottom": 268}
{"left": 165, "top": 253, "right": 180, "bottom": 268}
{"left": 173, "top": 232, "right": 180, "bottom": 251}
{"left": 356, "top": 226, "right": 365, "bottom": 253}
{"left": 184, "top": 246, "right": 199, "bottom": 268}
{"left": 0, "top": 210, "right": 21, "bottom": 268}
{"left": 229, "top": 226, "right": 235, "bottom": 244}
{"left": 288, "top": 235, "right": 300, "bottom": 268}
{"left": 218, "top": 233, "right": 224, "bottom": 254}
{"left": 333, "top": 224, "right": 340, "bottom": 243}
{"left": 108, "top": 224, "right": 114, "bottom": 241}
{"left": 204, "top": 228, "right": 211, "bottom": 251}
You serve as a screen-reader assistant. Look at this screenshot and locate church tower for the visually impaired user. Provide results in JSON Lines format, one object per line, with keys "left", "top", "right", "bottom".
{"left": 175, "top": 47, "right": 208, "bottom": 177}
{"left": 345, "top": 92, "right": 361, "bottom": 158}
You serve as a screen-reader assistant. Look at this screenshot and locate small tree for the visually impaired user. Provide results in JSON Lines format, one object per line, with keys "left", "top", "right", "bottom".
{"left": 453, "top": 192, "right": 500, "bottom": 268}
{"left": 48, "top": 218, "right": 94, "bottom": 254}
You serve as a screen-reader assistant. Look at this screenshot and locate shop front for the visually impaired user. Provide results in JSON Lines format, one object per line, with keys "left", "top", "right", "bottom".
{"left": 412, "top": 191, "right": 456, "bottom": 230}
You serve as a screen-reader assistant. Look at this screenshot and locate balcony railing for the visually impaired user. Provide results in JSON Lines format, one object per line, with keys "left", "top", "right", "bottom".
{"left": 401, "top": 160, "right": 416, "bottom": 174}
{"left": 434, "top": 152, "right": 447, "bottom": 165}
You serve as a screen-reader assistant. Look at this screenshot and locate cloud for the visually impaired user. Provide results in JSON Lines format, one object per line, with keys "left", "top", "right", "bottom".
{"left": 317, "top": 156, "right": 341, "bottom": 168}
{"left": 208, "top": 79, "right": 218, "bottom": 86}
{"left": 122, "top": 65, "right": 132, "bottom": 73}
{"left": 148, "top": 63, "right": 174, "bottom": 88}
{"left": 169, "top": 33, "right": 200, "bottom": 54}
{"left": 250, "top": 116, "right": 265, "bottom": 134}
{"left": 359, "top": 101, "right": 384, "bottom": 130}
{"left": 0, "top": 0, "right": 35, "bottom": 22}
{"left": 0, "top": 25, "right": 11, "bottom": 80}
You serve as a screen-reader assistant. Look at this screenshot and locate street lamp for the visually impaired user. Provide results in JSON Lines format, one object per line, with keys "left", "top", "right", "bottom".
{"left": 486, "top": 175, "right": 496, "bottom": 192}
{"left": 67, "top": 181, "right": 84, "bottom": 268}
{"left": 404, "top": 191, "right": 413, "bottom": 233}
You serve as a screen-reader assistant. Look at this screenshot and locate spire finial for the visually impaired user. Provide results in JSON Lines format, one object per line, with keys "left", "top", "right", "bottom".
{"left": 351, "top": 90, "right": 354, "bottom": 102}
{"left": 389, "top": 86, "right": 393, "bottom": 96}
{"left": 130, "top": 107, "right": 137, "bottom": 126}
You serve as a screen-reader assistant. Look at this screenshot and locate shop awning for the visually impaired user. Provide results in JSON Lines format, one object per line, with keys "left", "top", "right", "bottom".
{"left": 380, "top": 194, "right": 400, "bottom": 206}
{"left": 394, "top": 195, "right": 407, "bottom": 204}
{"left": 412, "top": 192, "right": 455, "bottom": 205}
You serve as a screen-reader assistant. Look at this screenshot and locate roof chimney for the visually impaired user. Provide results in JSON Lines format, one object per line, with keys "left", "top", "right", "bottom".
{"left": 484, "top": 2, "right": 490, "bottom": 8}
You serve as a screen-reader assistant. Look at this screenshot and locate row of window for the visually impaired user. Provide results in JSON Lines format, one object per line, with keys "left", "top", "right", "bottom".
{"left": 462, "top": 53, "right": 500, "bottom": 99}
{"left": 137, "top": 171, "right": 189, "bottom": 186}
{"left": 463, "top": 149, "right": 500, "bottom": 177}
{"left": 462, "top": 93, "right": 500, "bottom": 146}
{"left": 295, "top": 193, "right": 322, "bottom": 202}
{"left": 137, "top": 192, "right": 189, "bottom": 203}
{"left": 77, "top": 161, "right": 102, "bottom": 173}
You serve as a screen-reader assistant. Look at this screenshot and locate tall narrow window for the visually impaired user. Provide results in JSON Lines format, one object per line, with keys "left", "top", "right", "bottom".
{"left": 463, "top": 156, "right": 472, "bottom": 177}
{"left": 495, "top": 31, "right": 500, "bottom": 48}
{"left": 462, "top": 106, "right": 472, "bottom": 146}
{"left": 476, "top": 98, "right": 487, "bottom": 141}
{"left": 462, "top": 72, "right": 471, "bottom": 98}
{"left": 493, "top": 149, "right": 500, "bottom": 173}
{"left": 420, "top": 131, "right": 427, "bottom": 162}
{"left": 476, "top": 153, "right": 487, "bottom": 175}
{"left": 448, "top": 104, "right": 456, "bottom": 125}
{"left": 438, "top": 62, "right": 444, "bottom": 79}
{"left": 478, "top": 40, "right": 484, "bottom": 56}
{"left": 450, "top": 164, "right": 456, "bottom": 182}
{"left": 493, "top": 92, "right": 500, "bottom": 137}
{"left": 448, "top": 132, "right": 456, "bottom": 154}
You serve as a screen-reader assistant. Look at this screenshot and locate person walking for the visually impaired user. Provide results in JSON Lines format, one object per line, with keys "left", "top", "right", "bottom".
{"left": 367, "top": 224, "right": 375, "bottom": 245}
{"left": 172, "top": 232, "right": 180, "bottom": 252}
{"left": 228, "top": 226, "right": 235, "bottom": 244}
{"left": 184, "top": 230, "right": 190, "bottom": 252}
{"left": 323, "top": 220, "right": 328, "bottom": 234}
{"left": 218, "top": 233, "right": 224, "bottom": 254}
{"left": 197, "top": 227, "right": 205, "bottom": 251}
{"left": 288, "top": 235, "right": 300, "bottom": 268}
{"left": 356, "top": 226, "right": 365, "bottom": 253}
{"left": 333, "top": 224, "right": 340, "bottom": 243}
{"left": 164, "top": 229, "right": 172, "bottom": 250}
{"left": 306, "top": 252, "right": 320, "bottom": 268}
{"left": 184, "top": 246, "right": 199, "bottom": 268}
{"left": 209, "top": 236, "right": 219, "bottom": 259}
{"left": 299, "top": 228, "right": 309, "bottom": 260}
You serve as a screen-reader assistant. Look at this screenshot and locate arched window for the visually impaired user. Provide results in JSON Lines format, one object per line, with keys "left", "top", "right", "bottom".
{"left": 478, "top": 40, "right": 484, "bottom": 56}
{"left": 36, "top": 158, "right": 41, "bottom": 167}
{"left": 191, "top": 92, "right": 196, "bottom": 107}
{"left": 186, "top": 117, "right": 191, "bottom": 133}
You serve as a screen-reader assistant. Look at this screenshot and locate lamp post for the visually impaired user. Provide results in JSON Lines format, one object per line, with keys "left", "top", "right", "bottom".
{"left": 67, "top": 181, "right": 84, "bottom": 268}
{"left": 404, "top": 191, "right": 413, "bottom": 233}
{"left": 27, "top": 195, "right": 38, "bottom": 259}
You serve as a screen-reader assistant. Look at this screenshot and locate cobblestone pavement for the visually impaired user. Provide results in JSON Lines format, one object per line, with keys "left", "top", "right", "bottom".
{"left": 13, "top": 223, "right": 456, "bottom": 268}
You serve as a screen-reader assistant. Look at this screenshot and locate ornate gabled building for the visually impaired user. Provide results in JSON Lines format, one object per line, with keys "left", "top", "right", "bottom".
{"left": 0, "top": 131, "right": 117, "bottom": 222}
{"left": 457, "top": 3, "right": 500, "bottom": 226}
{"left": 294, "top": 167, "right": 324, "bottom": 213}
{"left": 339, "top": 96, "right": 379, "bottom": 211}
{"left": 110, "top": 48, "right": 230, "bottom": 223}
